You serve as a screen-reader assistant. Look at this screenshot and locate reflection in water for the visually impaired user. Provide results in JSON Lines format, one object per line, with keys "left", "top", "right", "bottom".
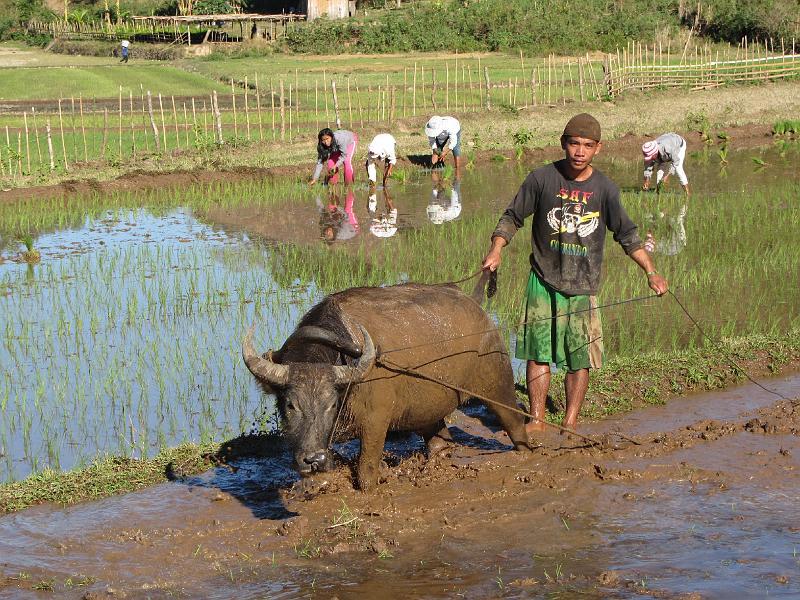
{"left": 427, "top": 171, "right": 462, "bottom": 225}
{"left": 643, "top": 201, "right": 688, "bottom": 256}
{"left": 368, "top": 188, "right": 398, "bottom": 238}
{"left": 317, "top": 186, "right": 359, "bottom": 243}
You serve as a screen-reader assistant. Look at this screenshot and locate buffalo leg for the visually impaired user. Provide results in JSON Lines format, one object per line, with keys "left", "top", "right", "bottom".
{"left": 356, "top": 416, "right": 392, "bottom": 492}
{"left": 419, "top": 419, "right": 453, "bottom": 456}
{"left": 478, "top": 351, "right": 532, "bottom": 451}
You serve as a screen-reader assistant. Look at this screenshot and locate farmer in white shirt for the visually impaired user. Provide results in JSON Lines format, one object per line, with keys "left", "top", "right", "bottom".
{"left": 365, "top": 133, "right": 397, "bottom": 187}
{"left": 425, "top": 115, "right": 462, "bottom": 172}
{"left": 642, "top": 133, "right": 690, "bottom": 196}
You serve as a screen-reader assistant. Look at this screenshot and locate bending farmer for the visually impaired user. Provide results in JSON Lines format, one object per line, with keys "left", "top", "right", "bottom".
{"left": 482, "top": 113, "right": 668, "bottom": 439}
{"left": 365, "top": 133, "right": 397, "bottom": 187}
{"left": 309, "top": 128, "right": 358, "bottom": 186}
{"left": 642, "top": 133, "right": 690, "bottom": 196}
{"left": 425, "top": 116, "right": 462, "bottom": 172}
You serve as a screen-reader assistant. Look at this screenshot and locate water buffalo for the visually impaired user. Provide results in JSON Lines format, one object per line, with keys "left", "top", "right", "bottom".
{"left": 242, "top": 282, "right": 531, "bottom": 491}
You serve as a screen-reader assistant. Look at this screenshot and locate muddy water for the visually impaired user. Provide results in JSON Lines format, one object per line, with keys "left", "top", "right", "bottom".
{"left": 0, "top": 142, "right": 798, "bottom": 482}
{"left": 1, "top": 375, "right": 798, "bottom": 598}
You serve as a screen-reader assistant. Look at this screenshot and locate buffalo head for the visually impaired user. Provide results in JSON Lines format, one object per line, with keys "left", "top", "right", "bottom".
{"left": 242, "top": 324, "right": 375, "bottom": 476}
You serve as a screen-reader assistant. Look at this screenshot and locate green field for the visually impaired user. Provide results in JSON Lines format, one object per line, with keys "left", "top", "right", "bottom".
{"left": 0, "top": 64, "right": 228, "bottom": 101}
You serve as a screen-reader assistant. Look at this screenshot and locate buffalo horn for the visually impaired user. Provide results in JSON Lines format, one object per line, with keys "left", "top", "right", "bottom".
{"left": 293, "top": 325, "right": 363, "bottom": 357}
{"left": 242, "top": 326, "right": 289, "bottom": 387}
{"left": 333, "top": 326, "right": 375, "bottom": 385}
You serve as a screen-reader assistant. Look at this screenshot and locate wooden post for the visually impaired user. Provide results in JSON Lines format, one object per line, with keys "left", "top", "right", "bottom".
{"left": 431, "top": 68, "right": 437, "bottom": 111}
{"left": 244, "top": 76, "right": 251, "bottom": 140}
{"left": 279, "top": 79, "right": 286, "bottom": 141}
{"left": 531, "top": 67, "right": 537, "bottom": 106}
{"left": 347, "top": 78, "right": 353, "bottom": 127}
{"left": 140, "top": 84, "right": 149, "bottom": 152}
{"left": 129, "top": 91, "right": 136, "bottom": 158}
{"left": 270, "top": 81, "right": 276, "bottom": 140}
{"left": 484, "top": 66, "right": 491, "bottom": 109}
{"left": 331, "top": 80, "right": 341, "bottom": 129}
{"left": 58, "top": 99, "right": 68, "bottom": 171}
{"left": 23, "top": 112, "right": 31, "bottom": 173}
{"left": 355, "top": 81, "right": 364, "bottom": 129}
{"left": 255, "top": 74, "right": 263, "bottom": 141}
{"left": 117, "top": 88, "right": 123, "bottom": 158}
{"left": 323, "top": 68, "right": 329, "bottom": 123}
{"left": 158, "top": 93, "right": 167, "bottom": 151}
{"left": 421, "top": 64, "right": 426, "bottom": 110}
{"left": 412, "top": 62, "right": 417, "bottom": 116}
{"left": 183, "top": 101, "right": 190, "bottom": 147}
{"left": 171, "top": 95, "right": 180, "bottom": 149}
{"left": 578, "top": 59, "right": 585, "bottom": 101}
{"left": 453, "top": 59, "right": 458, "bottom": 111}
{"left": 213, "top": 90, "right": 223, "bottom": 145}
{"left": 70, "top": 96, "right": 78, "bottom": 163}
{"left": 46, "top": 119, "right": 55, "bottom": 171}
{"left": 295, "top": 68, "right": 300, "bottom": 134}
{"left": 31, "top": 107, "right": 42, "bottom": 166}
{"left": 288, "top": 84, "right": 293, "bottom": 142}
{"left": 102, "top": 107, "right": 109, "bottom": 159}
{"left": 147, "top": 91, "right": 161, "bottom": 152}
{"left": 314, "top": 79, "right": 319, "bottom": 131}
{"left": 230, "top": 78, "right": 238, "bottom": 140}
{"left": 191, "top": 97, "right": 198, "bottom": 145}
{"left": 445, "top": 62, "right": 449, "bottom": 111}
{"left": 468, "top": 64, "right": 474, "bottom": 110}
{"left": 402, "top": 67, "right": 407, "bottom": 118}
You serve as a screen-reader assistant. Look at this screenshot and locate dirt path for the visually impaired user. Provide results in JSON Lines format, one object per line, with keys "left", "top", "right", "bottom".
{"left": 1, "top": 374, "right": 798, "bottom": 599}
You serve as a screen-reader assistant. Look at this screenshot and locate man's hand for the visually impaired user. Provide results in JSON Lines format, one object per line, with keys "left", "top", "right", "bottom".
{"left": 647, "top": 272, "right": 668, "bottom": 296}
{"left": 481, "top": 237, "right": 507, "bottom": 272}
{"left": 431, "top": 153, "right": 440, "bottom": 166}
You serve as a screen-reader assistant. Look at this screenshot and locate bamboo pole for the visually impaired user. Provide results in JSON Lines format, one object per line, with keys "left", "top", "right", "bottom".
{"left": 147, "top": 91, "right": 160, "bottom": 152}
{"left": 288, "top": 84, "right": 293, "bottom": 142}
{"left": 279, "top": 79, "right": 285, "bottom": 141}
{"left": 295, "top": 68, "right": 300, "bottom": 134}
{"left": 213, "top": 90, "right": 223, "bottom": 144}
{"left": 431, "top": 69, "right": 437, "bottom": 111}
{"left": 230, "top": 78, "right": 238, "bottom": 140}
{"left": 403, "top": 67, "right": 407, "bottom": 118}
{"left": 183, "top": 101, "right": 189, "bottom": 147}
{"left": 355, "top": 80, "right": 364, "bottom": 129}
{"left": 255, "top": 74, "right": 263, "bottom": 141}
{"left": 314, "top": 79, "right": 319, "bottom": 131}
{"left": 453, "top": 59, "right": 458, "bottom": 111}
{"left": 129, "top": 91, "right": 136, "bottom": 158}
{"left": 412, "top": 62, "right": 418, "bottom": 116}
{"left": 31, "top": 107, "right": 42, "bottom": 166}
{"left": 46, "top": 119, "right": 55, "bottom": 170}
{"left": 158, "top": 93, "right": 167, "bottom": 151}
{"left": 58, "top": 98, "right": 68, "bottom": 171}
{"left": 191, "top": 97, "right": 198, "bottom": 145}
{"left": 445, "top": 62, "right": 449, "bottom": 111}
{"left": 16, "top": 132, "right": 22, "bottom": 178}
{"left": 331, "top": 80, "right": 341, "bottom": 129}
{"left": 244, "top": 75, "right": 251, "bottom": 140}
{"left": 140, "top": 84, "right": 149, "bottom": 152}
{"left": 270, "top": 81, "right": 276, "bottom": 140}
{"left": 23, "top": 112, "right": 31, "bottom": 173}
{"left": 421, "top": 64, "right": 426, "bottom": 110}
{"left": 484, "top": 66, "right": 491, "bottom": 109}
{"left": 70, "top": 96, "right": 78, "bottom": 163}
{"left": 170, "top": 95, "right": 179, "bottom": 149}
{"left": 347, "top": 78, "right": 353, "bottom": 127}
{"left": 323, "top": 68, "right": 329, "bottom": 122}
{"left": 102, "top": 107, "right": 109, "bottom": 159}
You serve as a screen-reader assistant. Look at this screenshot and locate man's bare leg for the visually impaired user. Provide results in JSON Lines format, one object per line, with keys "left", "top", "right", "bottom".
{"left": 563, "top": 368, "right": 589, "bottom": 430}
{"left": 526, "top": 361, "right": 551, "bottom": 435}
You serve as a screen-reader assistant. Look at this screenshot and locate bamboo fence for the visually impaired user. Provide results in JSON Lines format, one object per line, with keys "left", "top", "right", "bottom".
{"left": 0, "top": 40, "right": 797, "bottom": 181}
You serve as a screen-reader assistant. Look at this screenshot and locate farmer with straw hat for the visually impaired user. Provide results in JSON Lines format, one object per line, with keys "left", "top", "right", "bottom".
{"left": 482, "top": 113, "right": 668, "bottom": 440}
{"left": 641, "top": 133, "right": 690, "bottom": 196}
{"left": 425, "top": 115, "right": 462, "bottom": 173}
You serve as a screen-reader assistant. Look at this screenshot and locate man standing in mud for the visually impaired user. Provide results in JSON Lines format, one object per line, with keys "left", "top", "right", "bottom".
{"left": 481, "top": 113, "right": 668, "bottom": 439}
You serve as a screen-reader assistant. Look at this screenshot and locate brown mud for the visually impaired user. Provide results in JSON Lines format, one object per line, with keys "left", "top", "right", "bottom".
{"left": 0, "top": 122, "right": 774, "bottom": 204}
{"left": 1, "top": 375, "right": 798, "bottom": 599}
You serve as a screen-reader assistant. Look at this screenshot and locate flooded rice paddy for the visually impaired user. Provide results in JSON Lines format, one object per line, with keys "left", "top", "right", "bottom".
{"left": 0, "top": 143, "right": 798, "bottom": 482}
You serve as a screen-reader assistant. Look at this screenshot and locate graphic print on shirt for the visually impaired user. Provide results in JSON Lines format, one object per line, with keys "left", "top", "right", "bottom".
{"left": 546, "top": 188, "right": 600, "bottom": 257}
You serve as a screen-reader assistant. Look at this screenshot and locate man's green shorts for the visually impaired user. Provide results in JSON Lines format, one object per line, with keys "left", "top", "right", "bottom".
{"left": 515, "top": 270, "right": 603, "bottom": 370}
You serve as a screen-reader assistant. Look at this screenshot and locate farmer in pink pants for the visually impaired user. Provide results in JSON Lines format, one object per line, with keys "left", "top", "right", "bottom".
{"left": 309, "top": 128, "right": 358, "bottom": 186}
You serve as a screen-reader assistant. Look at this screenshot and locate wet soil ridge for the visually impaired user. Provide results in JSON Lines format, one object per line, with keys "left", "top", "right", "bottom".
{"left": 1, "top": 384, "right": 797, "bottom": 598}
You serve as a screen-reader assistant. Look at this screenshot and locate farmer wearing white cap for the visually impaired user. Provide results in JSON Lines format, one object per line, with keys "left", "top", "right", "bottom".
{"left": 365, "top": 133, "right": 397, "bottom": 187}
{"left": 425, "top": 115, "right": 462, "bottom": 172}
{"left": 642, "top": 133, "right": 690, "bottom": 196}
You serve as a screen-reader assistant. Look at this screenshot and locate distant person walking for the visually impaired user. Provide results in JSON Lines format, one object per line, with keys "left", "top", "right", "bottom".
{"left": 425, "top": 115, "right": 462, "bottom": 173}
{"left": 365, "top": 133, "right": 397, "bottom": 188}
{"left": 641, "top": 133, "right": 689, "bottom": 196}
{"left": 309, "top": 128, "right": 358, "bottom": 186}
{"left": 120, "top": 39, "right": 130, "bottom": 63}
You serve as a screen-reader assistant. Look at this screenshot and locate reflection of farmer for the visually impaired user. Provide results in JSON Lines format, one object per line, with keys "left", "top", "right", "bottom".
{"left": 643, "top": 203, "right": 688, "bottom": 257}
{"left": 309, "top": 128, "right": 358, "bottom": 186}
{"left": 425, "top": 115, "right": 462, "bottom": 173}
{"left": 120, "top": 40, "right": 130, "bottom": 63}
{"left": 427, "top": 171, "right": 462, "bottom": 225}
{"left": 317, "top": 186, "right": 359, "bottom": 243}
{"left": 365, "top": 133, "right": 397, "bottom": 187}
{"left": 642, "top": 133, "right": 690, "bottom": 196}
{"left": 482, "top": 113, "right": 668, "bottom": 439}
{"left": 368, "top": 189, "right": 398, "bottom": 238}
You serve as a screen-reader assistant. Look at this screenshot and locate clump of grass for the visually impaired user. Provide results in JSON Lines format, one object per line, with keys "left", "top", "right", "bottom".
{"left": 19, "top": 235, "right": 40, "bottom": 263}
